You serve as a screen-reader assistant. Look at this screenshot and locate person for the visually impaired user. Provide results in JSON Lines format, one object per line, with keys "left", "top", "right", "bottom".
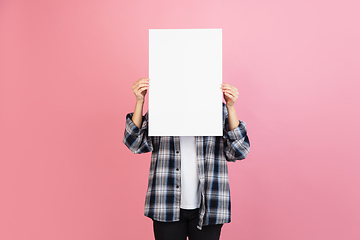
{"left": 123, "top": 78, "right": 250, "bottom": 240}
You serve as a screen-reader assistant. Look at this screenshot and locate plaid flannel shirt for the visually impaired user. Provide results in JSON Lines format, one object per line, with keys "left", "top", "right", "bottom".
{"left": 123, "top": 103, "right": 250, "bottom": 230}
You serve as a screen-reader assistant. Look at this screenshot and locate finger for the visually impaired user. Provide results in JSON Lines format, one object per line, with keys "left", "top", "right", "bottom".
{"left": 222, "top": 84, "right": 238, "bottom": 92}
{"left": 134, "top": 78, "right": 149, "bottom": 88}
{"left": 224, "top": 91, "right": 236, "bottom": 99}
{"left": 222, "top": 88, "right": 239, "bottom": 98}
{"left": 222, "top": 83, "right": 233, "bottom": 88}
{"left": 224, "top": 92, "right": 237, "bottom": 103}
{"left": 222, "top": 86, "right": 237, "bottom": 93}
{"left": 133, "top": 81, "right": 150, "bottom": 91}
{"left": 136, "top": 82, "right": 150, "bottom": 89}
{"left": 224, "top": 91, "right": 238, "bottom": 100}
{"left": 222, "top": 83, "right": 237, "bottom": 89}
{"left": 133, "top": 78, "right": 150, "bottom": 88}
{"left": 135, "top": 86, "right": 149, "bottom": 95}
{"left": 138, "top": 78, "right": 149, "bottom": 82}
{"left": 140, "top": 78, "right": 150, "bottom": 83}
{"left": 135, "top": 88, "right": 147, "bottom": 96}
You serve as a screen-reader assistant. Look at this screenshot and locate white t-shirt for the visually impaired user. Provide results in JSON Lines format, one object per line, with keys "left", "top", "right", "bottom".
{"left": 179, "top": 136, "right": 201, "bottom": 209}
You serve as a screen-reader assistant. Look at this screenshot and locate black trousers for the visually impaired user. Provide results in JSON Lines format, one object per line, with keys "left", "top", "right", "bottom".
{"left": 153, "top": 208, "right": 223, "bottom": 240}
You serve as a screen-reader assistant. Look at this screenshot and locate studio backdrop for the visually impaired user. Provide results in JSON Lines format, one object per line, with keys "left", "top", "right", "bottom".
{"left": 1, "top": 0, "right": 359, "bottom": 239}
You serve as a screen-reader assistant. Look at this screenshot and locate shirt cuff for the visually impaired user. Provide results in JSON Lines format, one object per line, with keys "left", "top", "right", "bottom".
{"left": 226, "top": 121, "right": 247, "bottom": 140}
{"left": 125, "top": 112, "right": 148, "bottom": 134}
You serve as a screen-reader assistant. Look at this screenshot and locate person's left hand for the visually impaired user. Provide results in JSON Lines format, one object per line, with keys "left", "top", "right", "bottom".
{"left": 221, "top": 83, "right": 239, "bottom": 107}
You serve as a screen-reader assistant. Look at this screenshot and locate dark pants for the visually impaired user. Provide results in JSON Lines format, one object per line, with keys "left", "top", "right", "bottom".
{"left": 153, "top": 208, "right": 223, "bottom": 240}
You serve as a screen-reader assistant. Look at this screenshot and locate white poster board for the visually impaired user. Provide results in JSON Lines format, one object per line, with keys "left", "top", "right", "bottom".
{"left": 149, "top": 29, "right": 222, "bottom": 136}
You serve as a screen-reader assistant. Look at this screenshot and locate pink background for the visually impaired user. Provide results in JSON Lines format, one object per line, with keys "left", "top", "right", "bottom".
{"left": 1, "top": 0, "right": 359, "bottom": 239}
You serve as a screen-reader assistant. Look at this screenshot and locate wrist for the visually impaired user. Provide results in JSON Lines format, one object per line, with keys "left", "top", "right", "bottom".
{"left": 226, "top": 103, "right": 235, "bottom": 110}
{"left": 136, "top": 99, "right": 145, "bottom": 105}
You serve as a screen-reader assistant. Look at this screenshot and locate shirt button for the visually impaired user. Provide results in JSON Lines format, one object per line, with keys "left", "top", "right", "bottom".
{"left": 176, "top": 185, "right": 179, "bottom": 189}
{"left": 176, "top": 151, "right": 179, "bottom": 154}
{"left": 176, "top": 168, "right": 179, "bottom": 171}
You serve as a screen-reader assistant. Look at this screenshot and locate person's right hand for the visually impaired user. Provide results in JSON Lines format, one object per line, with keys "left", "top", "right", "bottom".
{"left": 132, "top": 78, "right": 149, "bottom": 102}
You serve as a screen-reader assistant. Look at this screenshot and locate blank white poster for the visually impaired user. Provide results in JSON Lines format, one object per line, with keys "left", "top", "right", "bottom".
{"left": 149, "top": 29, "right": 222, "bottom": 136}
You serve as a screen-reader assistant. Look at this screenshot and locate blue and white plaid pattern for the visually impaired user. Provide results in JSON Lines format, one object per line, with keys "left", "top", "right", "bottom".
{"left": 123, "top": 103, "right": 250, "bottom": 230}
